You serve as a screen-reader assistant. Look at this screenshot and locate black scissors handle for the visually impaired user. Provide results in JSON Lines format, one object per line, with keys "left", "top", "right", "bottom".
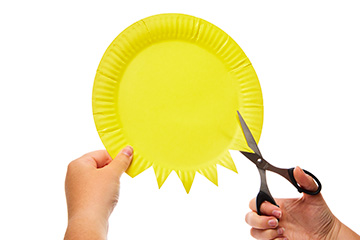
{"left": 256, "top": 168, "right": 279, "bottom": 215}
{"left": 257, "top": 191, "right": 278, "bottom": 216}
{"left": 256, "top": 164, "right": 322, "bottom": 215}
{"left": 287, "top": 167, "right": 322, "bottom": 195}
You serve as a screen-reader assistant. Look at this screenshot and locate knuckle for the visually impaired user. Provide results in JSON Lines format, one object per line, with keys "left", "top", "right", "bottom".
{"left": 245, "top": 212, "right": 251, "bottom": 225}
{"left": 245, "top": 212, "right": 258, "bottom": 227}
{"left": 264, "top": 229, "right": 278, "bottom": 239}
{"left": 250, "top": 228, "right": 257, "bottom": 238}
{"left": 249, "top": 198, "right": 256, "bottom": 210}
{"left": 67, "top": 159, "right": 78, "bottom": 170}
{"left": 250, "top": 228, "right": 278, "bottom": 240}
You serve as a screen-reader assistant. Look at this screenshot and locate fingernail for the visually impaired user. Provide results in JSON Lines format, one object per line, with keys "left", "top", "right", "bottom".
{"left": 268, "top": 219, "right": 278, "bottom": 227}
{"left": 277, "top": 227, "right": 285, "bottom": 235}
{"left": 121, "top": 146, "right": 133, "bottom": 157}
{"left": 272, "top": 210, "right": 282, "bottom": 219}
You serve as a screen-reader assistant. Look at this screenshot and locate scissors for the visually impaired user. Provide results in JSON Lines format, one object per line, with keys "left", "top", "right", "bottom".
{"left": 237, "top": 111, "right": 322, "bottom": 215}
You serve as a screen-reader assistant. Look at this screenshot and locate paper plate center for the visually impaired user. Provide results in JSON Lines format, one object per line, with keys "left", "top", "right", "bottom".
{"left": 118, "top": 40, "right": 238, "bottom": 168}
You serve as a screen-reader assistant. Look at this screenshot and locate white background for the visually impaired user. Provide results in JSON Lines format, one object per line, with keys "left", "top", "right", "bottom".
{"left": 1, "top": 0, "right": 359, "bottom": 239}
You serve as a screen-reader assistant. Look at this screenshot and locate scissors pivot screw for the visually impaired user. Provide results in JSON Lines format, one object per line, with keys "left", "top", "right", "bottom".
{"left": 257, "top": 158, "right": 262, "bottom": 163}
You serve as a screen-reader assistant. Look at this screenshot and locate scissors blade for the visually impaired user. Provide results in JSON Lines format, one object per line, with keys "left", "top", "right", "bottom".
{"left": 237, "top": 110, "right": 262, "bottom": 157}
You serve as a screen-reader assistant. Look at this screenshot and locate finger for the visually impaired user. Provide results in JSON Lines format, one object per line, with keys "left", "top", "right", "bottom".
{"left": 107, "top": 146, "right": 133, "bottom": 177}
{"left": 81, "top": 150, "right": 112, "bottom": 168}
{"left": 250, "top": 227, "right": 285, "bottom": 239}
{"left": 294, "top": 166, "right": 318, "bottom": 192}
{"left": 69, "top": 150, "right": 112, "bottom": 170}
{"left": 249, "top": 198, "right": 282, "bottom": 219}
{"left": 245, "top": 211, "right": 279, "bottom": 229}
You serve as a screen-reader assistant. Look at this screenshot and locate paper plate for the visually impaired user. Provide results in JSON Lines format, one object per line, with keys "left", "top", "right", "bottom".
{"left": 92, "top": 13, "right": 263, "bottom": 193}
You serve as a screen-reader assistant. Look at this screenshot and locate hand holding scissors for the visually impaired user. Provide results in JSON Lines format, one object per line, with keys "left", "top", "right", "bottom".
{"left": 237, "top": 111, "right": 322, "bottom": 215}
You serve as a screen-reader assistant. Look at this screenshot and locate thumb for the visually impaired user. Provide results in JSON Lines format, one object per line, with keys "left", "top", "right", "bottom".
{"left": 107, "top": 146, "right": 133, "bottom": 177}
{"left": 293, "top": 166, "right": 318, "bottom": 192}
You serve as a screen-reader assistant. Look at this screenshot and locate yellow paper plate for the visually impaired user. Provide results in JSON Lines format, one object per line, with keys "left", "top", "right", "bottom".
{"left": 92, "top": 13, "right": 263, "bottom": 193}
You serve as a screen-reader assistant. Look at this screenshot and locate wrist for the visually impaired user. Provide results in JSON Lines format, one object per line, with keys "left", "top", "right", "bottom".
{"left": 335, "top": 219, "right": 360, "bottom": 239}
{"left": 324, "top": 217, "right": 342, "bottom": 240}
{"left": 65, "top": 213, "right": 109, "bottom": 240}
{"left": 325, "top": 217, "right": 360, "bottom": 240}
